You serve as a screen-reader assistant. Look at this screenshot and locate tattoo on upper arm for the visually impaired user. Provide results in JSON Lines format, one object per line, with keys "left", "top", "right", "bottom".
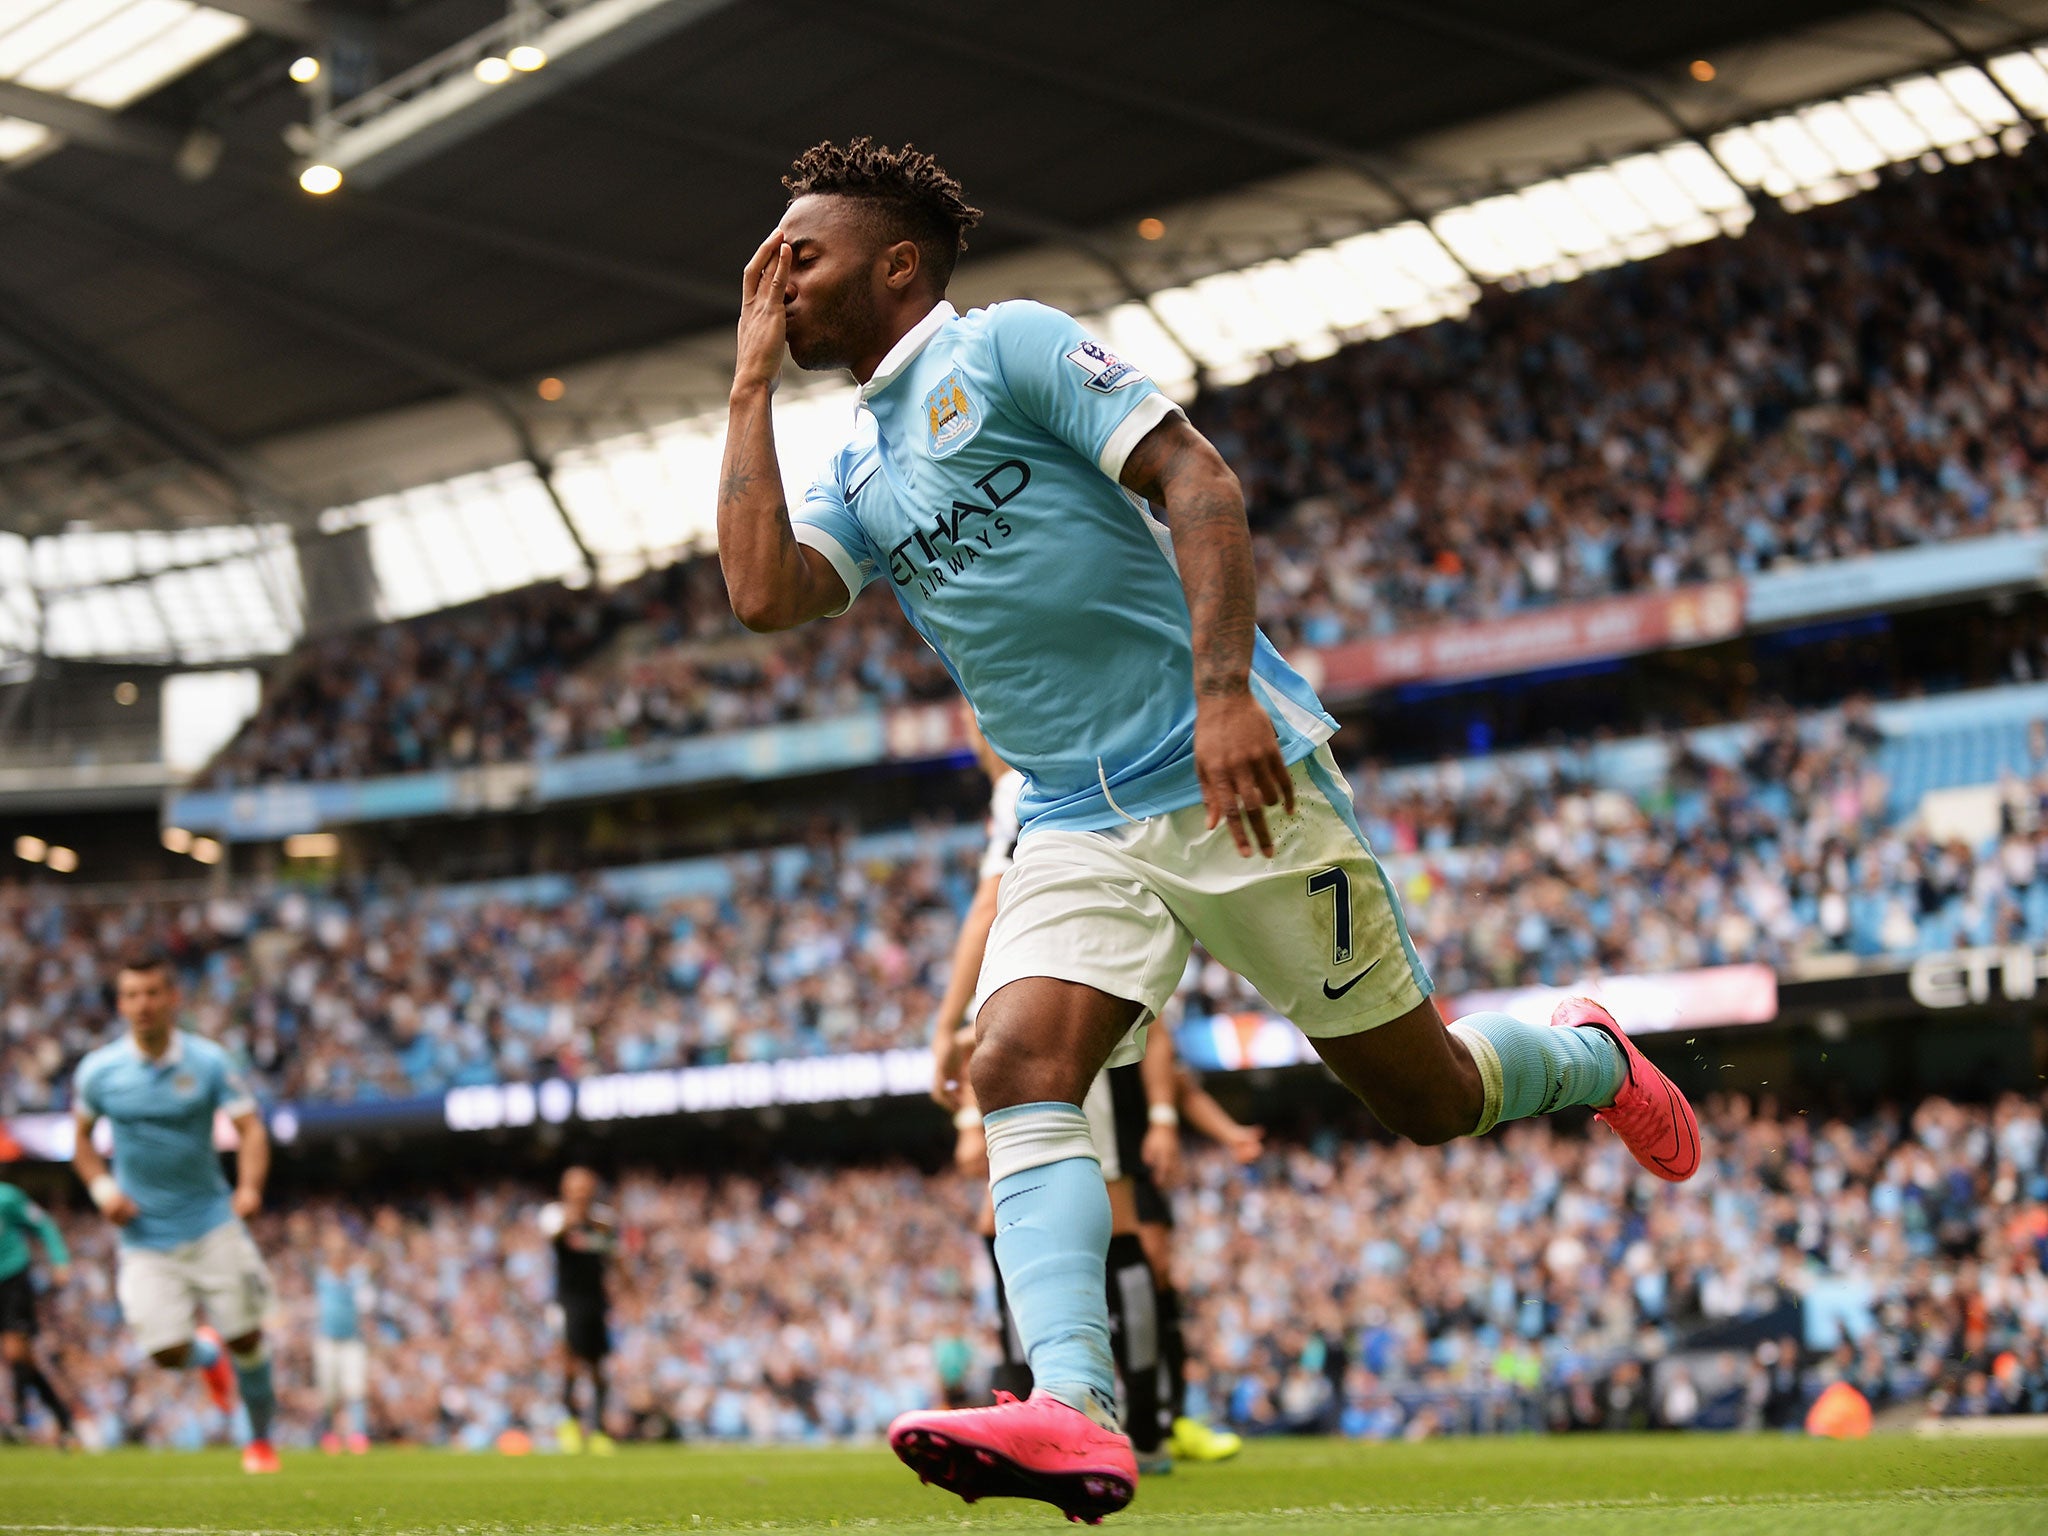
{"left": 1119, "top": 419, "right": 1200, "bottom": 505}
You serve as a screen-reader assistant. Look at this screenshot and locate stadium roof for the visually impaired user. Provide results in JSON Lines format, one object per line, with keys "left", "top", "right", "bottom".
{"left": 5, "top": 0, "right": 2048, "bottom": 664}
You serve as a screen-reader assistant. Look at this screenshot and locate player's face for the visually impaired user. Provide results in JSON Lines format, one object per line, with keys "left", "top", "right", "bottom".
{"left": 779, "top": 195, "right": 890, "bottom": 372}
{"left": 115, "top": 965, "right": 176, "bottom": 1039}
{"left": 562, "top": 1168, "right": 596, "bottom": 1208}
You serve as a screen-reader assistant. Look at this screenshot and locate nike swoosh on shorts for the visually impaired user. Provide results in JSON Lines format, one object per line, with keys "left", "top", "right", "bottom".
{"left": 1322, "top": 957, "right": 1381, "bottom": 1000}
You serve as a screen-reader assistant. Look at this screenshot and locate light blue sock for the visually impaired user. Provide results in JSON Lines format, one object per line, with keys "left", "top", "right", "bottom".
{"left": 1448, "top": 1010, "right": 1626, "bottom": 1135}
{"left": 985, "top": 1102, "right": 1117, "bottom": 1424}
{"left": 347, "top": 1398, "right": 368, "bottom": 1438}
{"left": 188, "top": 1334, "right": 221, "bottom": 1370}
{"left": 231, "top": 1345, "right": 278, "bottom": 1442}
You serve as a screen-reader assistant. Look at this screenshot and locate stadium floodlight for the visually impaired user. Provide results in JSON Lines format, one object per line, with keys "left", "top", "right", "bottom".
{"left": 306, "top": 0, "right": 741, "bottom": 189}
{"left": 44, "top": 845, "right": 77, "bottom": 873}
{"left": 161, "top": 826, "right": 194, "bottom": 854}
{"left": 290, "top": 55, "right": 321, "bottom": 84}
{"left": 13, "top": 835, "right": 46, "bottom": 863}
{"left": 299, "top": 161, "right": 342, "bottom": 194}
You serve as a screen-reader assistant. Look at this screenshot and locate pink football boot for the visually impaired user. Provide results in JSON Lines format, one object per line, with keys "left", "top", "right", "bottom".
{"left": 890, "top": 1390, "right": 1138, "bottom": 1524}
{"left": 1553, "top": 996, "right": 1701, "bottom": 1181}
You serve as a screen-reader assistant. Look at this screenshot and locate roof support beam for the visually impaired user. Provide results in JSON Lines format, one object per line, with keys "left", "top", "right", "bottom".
{"left": 0, "top": 182, "right": 598, "bottom": 576}
{"left": 841, "top": 2, "right": 1485, "bottom": 287}
{"left": 0, "top": 285, "right": 304, "bottom": 624}
{"left": 0, "top": 81, "right": 182, "bottom": 160}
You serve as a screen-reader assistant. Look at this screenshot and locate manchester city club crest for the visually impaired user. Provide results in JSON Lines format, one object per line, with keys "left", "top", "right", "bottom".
{"left": 923, "top": 369, "right": 980, "bottom": 458}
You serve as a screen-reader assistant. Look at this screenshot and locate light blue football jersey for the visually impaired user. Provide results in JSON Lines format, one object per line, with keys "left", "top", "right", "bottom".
{"left": 316, "top": 1263, "right": 368, "bottom": 1341}
{"left": 791, "top": 300, "right": 1335, "bottom": 834}
{"left": 73, "top": 1032, "right": 255, "bottom": 1251}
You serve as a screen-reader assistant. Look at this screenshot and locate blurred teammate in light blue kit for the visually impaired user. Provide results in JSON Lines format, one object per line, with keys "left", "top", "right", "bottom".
{"left": 70, "top": 945, "right": 283, "bottom": 1474}
{"left": 313, "top": 1224, "right": 372, "bottom": 1454}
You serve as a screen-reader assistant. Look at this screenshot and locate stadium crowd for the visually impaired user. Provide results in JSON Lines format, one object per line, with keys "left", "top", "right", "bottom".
{"left": 198, "top": 145, "right": 2048, "bottom": 788}
{"left": 11, "top": 1091, "right": 2045, "bottom": 1448}
{"left": 8, "top": 703, "right": 2048, "bottom": 1114}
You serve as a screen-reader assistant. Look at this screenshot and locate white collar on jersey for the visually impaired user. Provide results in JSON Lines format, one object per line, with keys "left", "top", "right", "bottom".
{"left": 128, "top": 1029, "right": 183, "bottom": 1067}
{"left": 859, "top": 301, "right": 958, "bottom": 401}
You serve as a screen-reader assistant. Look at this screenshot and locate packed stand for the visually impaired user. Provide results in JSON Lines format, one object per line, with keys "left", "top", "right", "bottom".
{"left": 13, "top": 1092, "right": 2045, "bottom": 1448}
{"left": 204, "top": 146, "right": 2048, "bottom": 789}
{"left": 14, "top": 702, "right": 2048, "bottom": 1114}
{"left": 0, "top": 835, "right": 978, "bottom": 1113}
{"left": 203, "top": 561, "right": 956, "bottom": 786}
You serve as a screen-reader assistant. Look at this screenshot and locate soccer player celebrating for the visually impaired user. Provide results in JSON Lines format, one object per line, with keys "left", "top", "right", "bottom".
{"left": 312, "top": 1224, "right": 372, "bottom": 1454}
{"left": 718, "top": 139, "right": 1700, "bottom": 1522}
{"left": 539, "top": 1166, "right": 617, "bottom": 1455}
{"left": 0, "top": 1173, "right": 76, "bottom": 1445}
{"left": 70, "top": 946, "right": 282, "bottom": 1472}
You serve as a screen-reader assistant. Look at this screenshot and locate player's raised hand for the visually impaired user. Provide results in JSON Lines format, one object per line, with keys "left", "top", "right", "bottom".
{"left": 1194, "top": 689, "right": 1296, "bottom": 858}
{"left": 733, "top": 228, "right": 792, "bottom": 397}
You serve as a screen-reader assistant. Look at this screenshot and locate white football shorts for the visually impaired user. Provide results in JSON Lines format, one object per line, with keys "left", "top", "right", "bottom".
{"left": 314, "top": 1336, "right": 370, "bottom": 1402}
{"left": 976, "top": 744, "right": 1433, "bottom": 1066}
{"left": 116, "top": 1218, "right": 275, "bottom": 1357}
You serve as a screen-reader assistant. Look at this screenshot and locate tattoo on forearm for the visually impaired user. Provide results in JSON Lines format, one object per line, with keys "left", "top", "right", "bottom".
{"left": 1130, "top": 427, "right": 1259, "bottom": 696}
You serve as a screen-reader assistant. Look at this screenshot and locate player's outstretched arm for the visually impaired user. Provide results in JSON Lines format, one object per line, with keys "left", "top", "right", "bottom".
{"left": 719, "top": 228, "right": 851, "bottom": 632}
{"left": 1177, "top": 1069, "right": 1265, "bottom": 1164}
{"left": 1121, "top": 416, "right": 1295, "bottom": 857}
{"left": 230, "top": 1111, "right": 269, "bottom": 1218}
{"left": 70, "top": 1109, "right": 136, "bottom": 1226}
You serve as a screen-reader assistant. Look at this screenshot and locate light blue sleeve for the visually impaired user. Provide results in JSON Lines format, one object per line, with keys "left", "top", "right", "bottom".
{"left": 72, "top": 1056, "right": 103, "bottom": 1119}
{"left": 204, "top": 1043, "right": 258, "bottom": 1117}
{"left": 986, "top": 301, "right": 1182, "bottom": 482}
{"left": 788, "top": 458, "right": 880, "bottom": 617}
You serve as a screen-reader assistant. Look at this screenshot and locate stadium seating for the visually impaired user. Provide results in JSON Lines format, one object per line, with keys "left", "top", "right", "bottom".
{"left": 6, "top": 690, "right": 2046, "bottom": 1113}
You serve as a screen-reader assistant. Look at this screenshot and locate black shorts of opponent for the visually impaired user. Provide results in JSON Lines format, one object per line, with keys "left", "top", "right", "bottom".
{"left": 1106, "top": 1063, "right": 1174, "bottom": 1230}
{"left": 0, "top": 1269, "right": 38, "bottom": 1337}
{"left": 561, "top": 1297, "right": 611, "bottom": 1361}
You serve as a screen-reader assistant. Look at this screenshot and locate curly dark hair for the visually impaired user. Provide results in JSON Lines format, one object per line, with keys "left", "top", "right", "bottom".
{"left": 783, "top": 137, "right": 983, "bottom": 292}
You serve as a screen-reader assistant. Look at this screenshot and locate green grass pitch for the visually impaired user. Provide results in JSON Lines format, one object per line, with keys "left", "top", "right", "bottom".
{"left": 2, "top": 1435, "right": 2045, "bottom": 1534}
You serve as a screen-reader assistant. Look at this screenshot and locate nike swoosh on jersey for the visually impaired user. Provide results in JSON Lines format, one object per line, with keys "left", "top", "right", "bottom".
{"left": 846, "top": 466, "right": 881, "bottom": 503}
{"left": 1321, "top": 957, "right": 1381, "bottom": 1000}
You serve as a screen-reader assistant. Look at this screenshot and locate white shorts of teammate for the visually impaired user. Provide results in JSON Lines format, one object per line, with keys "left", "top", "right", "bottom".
{"left": 116, "top": 1219, "right": 275, "bottom": 1357}
{"left": 977, "top": 744, "right": 1432, "bottom": 1065}
{"left": 314, "top": 1337, "right": 369, "bottom": 1405}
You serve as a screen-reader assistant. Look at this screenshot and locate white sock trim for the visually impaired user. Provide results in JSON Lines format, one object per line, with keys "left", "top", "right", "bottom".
{"left": 1448, "top": 1022, "right": 1504, "bottom": 1137}
{"left": 983, "top": 1103, "right": 1101, "bottom": 1186}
